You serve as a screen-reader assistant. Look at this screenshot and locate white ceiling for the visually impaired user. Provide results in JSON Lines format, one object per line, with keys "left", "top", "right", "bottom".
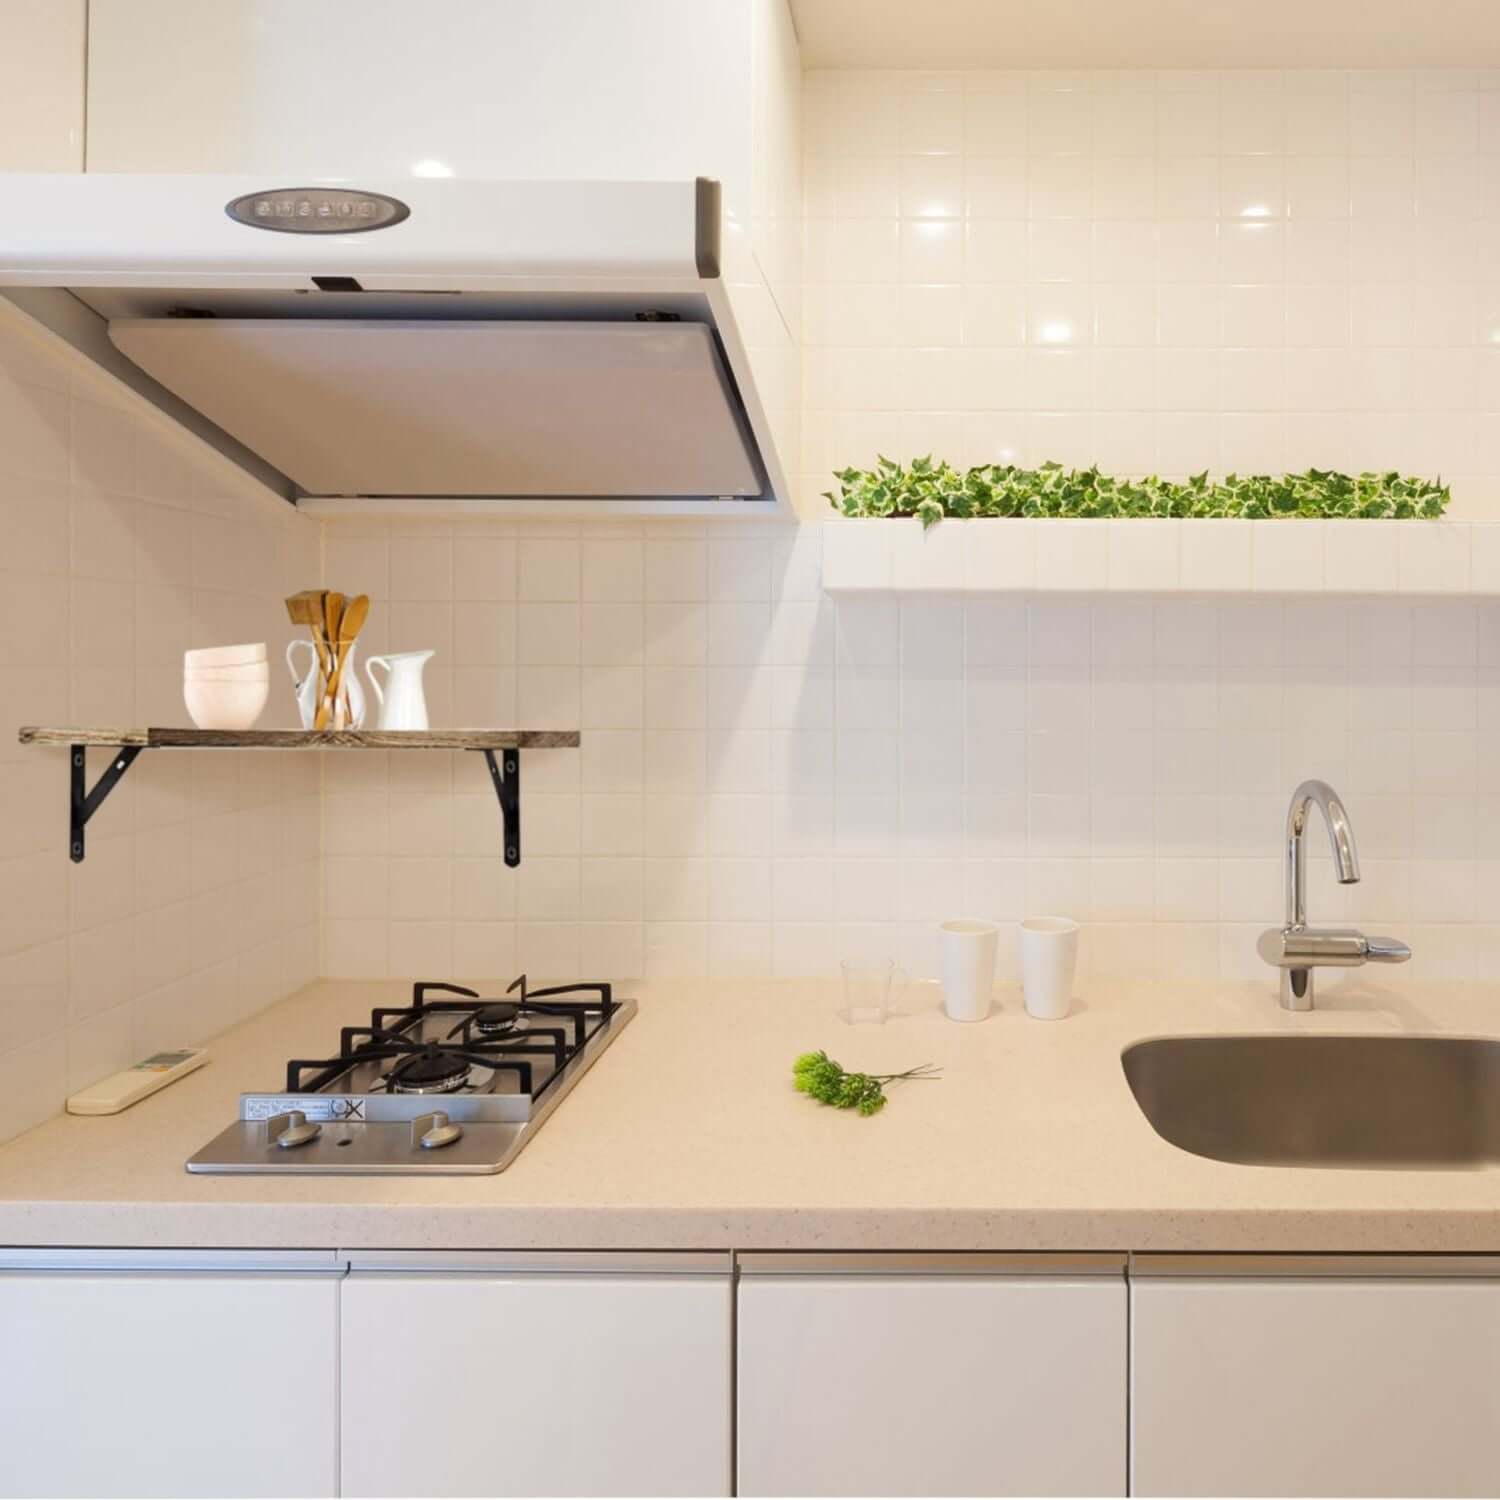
{"left": 789, "top": 0, "right": 1500, "bottom": 70}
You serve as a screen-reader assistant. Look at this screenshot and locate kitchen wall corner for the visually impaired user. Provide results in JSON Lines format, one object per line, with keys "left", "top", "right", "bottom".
{"left": 0, "top": 314, "right": 322, "bottom": 1143}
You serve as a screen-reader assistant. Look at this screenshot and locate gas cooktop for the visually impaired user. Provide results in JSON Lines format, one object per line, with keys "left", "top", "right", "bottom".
{"left": 186, "top": 977, "right": 636, "bottom": 1175}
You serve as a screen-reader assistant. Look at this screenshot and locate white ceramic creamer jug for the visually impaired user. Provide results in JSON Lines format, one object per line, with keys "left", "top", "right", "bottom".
{"left": 365, "top": 649, "right": 434, "bottom": 731}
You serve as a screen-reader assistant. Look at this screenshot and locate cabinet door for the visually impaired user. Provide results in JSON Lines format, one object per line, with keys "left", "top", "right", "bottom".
{"left": 0, "top": 1251, "right": 340, "bottom": 1498}
{"left": 737, "top": 1254, "right": 1127, "bottom": 1497}
{"left": 340, "top": 1252, "right": 732, "bottom": 1497}
{"left": 86, "top": 0, "right": 748, "bottom": 182}
{"left": 1131, "top": 1260, "right": 1500, "bottom": 1497}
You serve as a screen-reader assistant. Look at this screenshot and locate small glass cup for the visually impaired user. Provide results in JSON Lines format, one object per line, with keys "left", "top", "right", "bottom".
{"left": 838, "top": 959, "right": 904, "bottom": 1024}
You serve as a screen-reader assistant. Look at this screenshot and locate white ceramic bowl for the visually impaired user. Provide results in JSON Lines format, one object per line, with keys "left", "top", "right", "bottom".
{"left": 184, "top": 663, "right": 271, "bottom": 682}
{"left": 184, "top": 676, "right": 269, "bottom": 731}
{"left": 185, "top": 642, "right": 267, "bottom": 669}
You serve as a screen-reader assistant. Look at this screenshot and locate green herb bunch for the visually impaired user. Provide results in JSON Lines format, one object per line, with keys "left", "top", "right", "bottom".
{"left": 826, "top": 457, "right": 1450, "bottom": 531}
{"left": 793, "top": 1050, "right": 941, "bottom": 1116}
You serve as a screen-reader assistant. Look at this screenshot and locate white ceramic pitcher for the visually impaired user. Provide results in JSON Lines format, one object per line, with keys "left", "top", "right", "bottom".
{"left": 365, "top": 649, "right": 433, "bottom": 731}
{"left": 286, "top": 639, "right": 366, "bottom": 729}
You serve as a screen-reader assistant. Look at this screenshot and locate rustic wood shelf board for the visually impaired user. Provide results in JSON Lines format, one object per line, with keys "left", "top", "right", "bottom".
{"left": 18, "top": 727, "right": 580, "bottom": 750}
{"left": 18, "top": 727, "right": 578, "bottom": 864}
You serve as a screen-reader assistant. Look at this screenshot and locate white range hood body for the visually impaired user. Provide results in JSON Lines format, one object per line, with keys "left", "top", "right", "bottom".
{"left": 0, "top": 174, "right": 789, "bottom": 515}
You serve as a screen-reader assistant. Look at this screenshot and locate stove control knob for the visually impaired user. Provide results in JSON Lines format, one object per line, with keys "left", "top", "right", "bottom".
{"left": 267, "top": 1109, "right": 321, "bottom": 1149}
{"left": 414, "top": 1111, "right": 464, "bottom": 1150}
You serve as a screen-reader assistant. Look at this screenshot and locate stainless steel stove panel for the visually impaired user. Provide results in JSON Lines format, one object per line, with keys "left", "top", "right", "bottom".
{"left": 187, "top": 1118, "right": 529, "bottom": 1175}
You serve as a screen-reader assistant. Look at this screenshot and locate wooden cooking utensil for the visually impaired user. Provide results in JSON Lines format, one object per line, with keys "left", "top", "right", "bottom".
{"left": 315, "top": 592, "right": 347, "bottom": 730}
{"left": 322, "top": 591, "right": 344, "bottom": 651}
{"left": 285, "top": 590, "right": 332, "bottom": 679}
{"left": 324, "top": 594, "right": 369, "bottom": 730}
{"left": 284, "top": 590, "right": 327, "bottom": 632}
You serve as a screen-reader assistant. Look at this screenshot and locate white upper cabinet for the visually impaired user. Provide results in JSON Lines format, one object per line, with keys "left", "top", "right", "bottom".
{"left": 87, "top": 1, "right": 746, "bottom": 181}
{"left": 0, "top": 0, "right": 85, "bottom": 170}
{"left": 737, "top": 1256, "right": 1128, "bottom": 1497}
{"left": 1132, "top": 1266, "right": 1500, "bottom": 1498}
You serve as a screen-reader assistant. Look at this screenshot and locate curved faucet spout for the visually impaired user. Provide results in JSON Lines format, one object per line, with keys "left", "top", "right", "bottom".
{"left": 1285, "top": 778, "right": 1359, "bottom": 928}
{"left": 1264, "top": 780, "right": 1406, "bottom": 1011}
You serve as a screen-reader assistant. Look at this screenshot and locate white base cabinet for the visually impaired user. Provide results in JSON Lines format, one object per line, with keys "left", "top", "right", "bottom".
{"left": 9, "top": 1245, "right": 1499, "bottom": 1498}
{"left": 0, "top": 1250, "right": 340, "bottom": 1499}
{"left": 1131, "top": 1256, "right": 1500, "bottom": 1498}
{"left": 338, "top": 1252, "right": 733, "bottom": 1498}
{"left": 736, "top": 1253, "right": 1128, "bottom": 1497}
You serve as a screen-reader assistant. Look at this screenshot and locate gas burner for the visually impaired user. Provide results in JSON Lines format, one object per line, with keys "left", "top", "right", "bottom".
{"left": 386, "top": 1048, "right": 473, "bottom": 1095}
{"left": 190, "top": 974, "right": 636, "bottom": 1175}
{"left": 473, "top": 1001, "right": 523, "bottom": 1036}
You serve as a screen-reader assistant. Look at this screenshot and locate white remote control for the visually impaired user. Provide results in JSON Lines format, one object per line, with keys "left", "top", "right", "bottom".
{"left": 66, "top": 1047, "right": 209, "bottom": 1116}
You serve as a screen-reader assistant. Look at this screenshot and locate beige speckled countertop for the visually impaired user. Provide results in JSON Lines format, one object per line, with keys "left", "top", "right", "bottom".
{"left": 1, "top": 976, "right": 1498, "bottom": 1252}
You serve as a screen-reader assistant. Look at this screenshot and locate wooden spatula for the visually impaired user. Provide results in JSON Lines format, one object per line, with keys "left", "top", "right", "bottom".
{"left": 285, "top": 590, "right": 332, "bottom": 679}
{"left": 324, "top": 594, "right": 369, "bottom": 730}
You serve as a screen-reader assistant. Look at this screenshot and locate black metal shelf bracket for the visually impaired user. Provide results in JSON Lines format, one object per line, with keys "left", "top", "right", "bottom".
{"left": 476, "top": 748, "right": 521, "bottom": 868}
{"left": 70, "top": 743, "right": 144, "bottom": 863}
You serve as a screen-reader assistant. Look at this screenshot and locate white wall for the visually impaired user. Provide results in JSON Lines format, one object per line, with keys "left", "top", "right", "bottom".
{"left": 731, "top": 0, "right": 804, "bottom": 511}
{"left": 800, "top": 67, "right": 1500, "bottom": 516}
{"left": 0, "top": 0, "right": 85, "bottom": 171}
{"left": 318, "top": 512, "right": 1500, "bottom": 991}
{"left": 0, "top": 313, "right": 322, "bottom": 1144}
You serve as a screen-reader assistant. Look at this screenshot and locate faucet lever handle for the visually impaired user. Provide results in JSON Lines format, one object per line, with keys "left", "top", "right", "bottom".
{"left": 1363, "top": 935, "right": 1412, "bottom": 965}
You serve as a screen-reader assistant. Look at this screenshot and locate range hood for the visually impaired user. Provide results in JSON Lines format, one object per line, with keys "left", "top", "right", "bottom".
{"left": 0, "top": 174, "right": 790, "bottom": 514}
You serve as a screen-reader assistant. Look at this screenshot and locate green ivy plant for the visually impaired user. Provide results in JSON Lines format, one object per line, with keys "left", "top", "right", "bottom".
{"left": 825, "top": 458, "right": 1450, "bottom": 531}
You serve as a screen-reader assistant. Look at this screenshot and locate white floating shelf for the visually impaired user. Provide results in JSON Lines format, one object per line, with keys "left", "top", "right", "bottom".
{"left": 821, "top": 518, "right": 1500, "bottom": 597}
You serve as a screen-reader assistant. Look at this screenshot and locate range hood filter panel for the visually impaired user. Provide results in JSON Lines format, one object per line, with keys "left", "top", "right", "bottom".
{"left": 106, "top": 318, "right": 762, "bottom": 499}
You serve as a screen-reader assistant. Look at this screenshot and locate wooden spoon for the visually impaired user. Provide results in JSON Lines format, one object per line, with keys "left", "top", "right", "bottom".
{"left": 324, "top": 594, "right": 369, "bottom": 729}
{"left": 314, "top": 592, "right": 345, "bottom": 730}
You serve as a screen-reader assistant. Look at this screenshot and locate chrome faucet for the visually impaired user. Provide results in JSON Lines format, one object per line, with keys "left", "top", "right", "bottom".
{"left": 1257, "top": 779, "right": 1410, "bottom": 1011}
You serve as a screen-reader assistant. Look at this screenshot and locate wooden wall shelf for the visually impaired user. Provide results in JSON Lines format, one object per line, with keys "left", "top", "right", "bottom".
{"left": 18, "top": 727, "right": 579, "bottom": 750}
{"left": 17, "top": 727, "right": 580, "bottom": 865}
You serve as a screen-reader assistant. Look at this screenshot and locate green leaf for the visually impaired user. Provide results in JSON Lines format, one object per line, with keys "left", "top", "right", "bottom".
{"left": 821, "top": 460, "right": 1450, "bottom": 525}
{"left": 792, "top": 1051, "right": 942, "bottom": 1115}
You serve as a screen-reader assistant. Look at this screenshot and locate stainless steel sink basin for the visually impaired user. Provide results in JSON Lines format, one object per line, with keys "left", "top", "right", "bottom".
{"left": 1122, "top": 1035, "right": 1500, "bottom": 1169}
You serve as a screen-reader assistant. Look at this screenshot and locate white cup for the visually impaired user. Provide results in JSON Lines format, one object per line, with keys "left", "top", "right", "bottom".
{"left": 940, "top": 920, "right": 998, "bottom": 1022}
{"left": 1019, "top": 916, "right": 1079, "bottom": 1020}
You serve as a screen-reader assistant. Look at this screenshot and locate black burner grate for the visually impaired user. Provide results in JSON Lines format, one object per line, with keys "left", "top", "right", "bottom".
{"left": 283, "top": 976, "right": 619, "bottom": 1096}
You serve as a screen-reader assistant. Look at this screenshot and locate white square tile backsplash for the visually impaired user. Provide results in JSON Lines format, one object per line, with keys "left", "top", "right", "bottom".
{"left": 8, "top": 66, "right": 1500, "bottom": 1150}
{"left": 319, "top": 514, "right": 1500, "bottom": 1005}
{"left": 0, "top": 318, "right": 320, "bottom": 1143}
{"left": 800, "top": 67, "right": 1500, "bottom": 517}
